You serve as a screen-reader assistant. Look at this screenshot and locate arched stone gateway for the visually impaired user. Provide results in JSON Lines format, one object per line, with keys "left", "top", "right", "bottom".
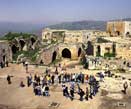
{"left": 19, "top": 40, "right": 25, "bottom": 50}
{"left": 52, "top": 51, "right": 57, "bottom": 62}
{"left": 78, "top": 48, "right": 81, "bottom": 57}
{"left": 97, "top": 45, "right": 101, "bottom": 56}
{"left": 62, "top": 48, "right": 71, "bottom": 58}
{"left": 116, "top": 31, "right": 120, "bottom": 36}
{"left": 31, "top": 38, "right": 36, "bottom": 45}
{"left": 12, "top": 45, "right": 19, "bottom": 54}
{"left": 86, "top": 41, "right": 94, "bottom": 55}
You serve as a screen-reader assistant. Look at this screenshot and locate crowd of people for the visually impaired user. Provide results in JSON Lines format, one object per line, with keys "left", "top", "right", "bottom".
{"left": 6, "top": 64, "right": 130, "bottom": 102}
{"left": 21, "top": 69, "right": 100, "bottom": 101}
{"left": 62, "top": 74, "right": 99, "bottom": 101}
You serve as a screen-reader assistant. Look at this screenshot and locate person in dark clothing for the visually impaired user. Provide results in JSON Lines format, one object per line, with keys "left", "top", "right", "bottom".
{"left": 45, "top": 68, "right": 48, "bottom": 74}
{"left": 20, "top": 81, "right": 25, "bottom": 87}
{"left": 33, "top": 81, "right": 38, "bottom": 95}
{"left": 85, "top": 87, "right": 89, "bottom": 100}
{"left": 92, "top": 78, "right": 97, "bottom": 96}
{"left": 37, "top": 85, "right": 41, "bottom": 96}
{"left": 81, "top": 74, "right": 84, "bottom": 84}
{"left": 78, "top": 89, "right": 85, "bottom": 101}
{"left": 58, "top": 74, "right": 61, "bottom": 84}
{"left": 25, "top": 62, "right": 28, "bottom": 73}
{"left": 6, "top": 61, "right": 9, "bottom": 67}
{"left": 51, "top": 75, "right": 55, "bottom": 84}
{"left": 89, "top": 76, "right": 94, "bottom": 99}
{"left": 40, "top": 60, "right": 43, "bottom": 65}
{"left": 34, "top": 74, "right": 37, "bottom": 81}
{"left": 99, "top": 72, "right": 104, "bottom": 82}
{"left": 106, "top": 70, "right": 111, "bottom": 77}
{"left": 123, "top": 61, "right": 126, "bottom": 65}
{"left": 27, "top": 76, "right": 32, "bottom": 87}
{"left": 3, "top": 62, "right": 5, "bottom": 68}
{"left": 7, "top": 75, "right": 11, "bottom": 84}
{"left": 45, "top": 85, "right": 49, "bottom": 96}
{"left": 55, "top": 67, "right": 58, "bottom": 74}
{"left": 37, "top": 76, "right": 41, "bottom": 85}
{"left": 0, "top": 62, "right": 4, "bottom": 68}
{"left": 123, "top": 81, "right": 128, "bottom": 94}
{"left": 34, "top": 86, "right": 38, "bottom": 95}
{"left": 63, "top": 86, "right": 69, "bottom": 97}
{"left": 70, "top": 87, "right": 74, "bottom": 101}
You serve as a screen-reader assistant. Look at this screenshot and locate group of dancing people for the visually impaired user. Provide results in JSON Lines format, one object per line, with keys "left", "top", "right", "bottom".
{"left": 24, "top": 69, "right": 100, "bottom": 101}
{"left": 62, "top": 74, "right": 99, "bottom": 101}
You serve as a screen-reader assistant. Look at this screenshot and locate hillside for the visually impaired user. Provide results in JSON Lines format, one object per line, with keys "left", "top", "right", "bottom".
{"left": 0, "top": 18, "right": 131, "bottom": 36}
{"left": 47, "top": 20, "right": 107, "bottom": 31}
{"left": 47, "top": 18, "right": 131, "bottom": 31}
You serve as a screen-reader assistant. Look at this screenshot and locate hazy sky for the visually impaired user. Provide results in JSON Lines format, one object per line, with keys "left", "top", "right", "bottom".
{"left": 0, "top": 0, "right": 131, "bottom": 24}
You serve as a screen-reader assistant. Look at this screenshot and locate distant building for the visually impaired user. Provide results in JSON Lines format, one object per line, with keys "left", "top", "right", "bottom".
{"left": 107, "top": 21, "right": 131, "bottom": 37}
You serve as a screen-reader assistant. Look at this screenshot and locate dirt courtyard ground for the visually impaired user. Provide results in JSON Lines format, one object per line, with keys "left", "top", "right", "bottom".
{"left": 0, "top": 63, "right": 131, "bottom": 109}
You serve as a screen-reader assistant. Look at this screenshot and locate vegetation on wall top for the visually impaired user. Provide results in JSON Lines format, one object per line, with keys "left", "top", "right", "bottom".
{"left": 0, "top": 32, "right": 36, "bottom": 41}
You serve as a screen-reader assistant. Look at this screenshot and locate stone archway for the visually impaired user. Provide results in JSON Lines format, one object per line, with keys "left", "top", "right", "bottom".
{"left": 12, "top": 45, "right": 19, "bottom": 54}
{"left": 97, "top": 45, "right": 101, "bottom": 56}
{"left": 86, "top": 41, "right": 94, "bottom": 55}
{"left": 31, "top": 37, "right": 36, "bottom": 45}
{"left": 19, "top": 40, "right": 25, "bottom": 50}
{"left": 52, "top": 51, "right": 57, "bottom": 62}
{"left": 116, "top": 31, "right": 120, "bottom": 36}
{"left": 126, "top": 32, "right": 130, "bottom": 35}
{"left": 78, "top": 48, "right": 81, "bottom": 57}
{"left": 62, "top": 48, "right": 71, "bottom": 58}
{"left": 126, "top": 32, "right": 130, "bottom": 37}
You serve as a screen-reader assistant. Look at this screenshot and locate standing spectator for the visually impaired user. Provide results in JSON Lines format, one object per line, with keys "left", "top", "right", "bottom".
{"left": 27, "top": 76, "right": 30, "bottom": 87}
{"left": 44, "top": 84, "right": 50, "bottom": 96}
{"left": 99, "top": 72, "right": 104, "bottom": 82}
{"left": 85, "top": 74, "right": 89, "bottom": 83}
{"left": 89, "top": 76, "right": 94, "bottom": 99}
{"left": 55, "top": 67, "right": 58, "bottom": 74}
{"left": 40, "top": 60, "right": 43, "bottom": 65}
{"left": 51, "top": 75, "right": 55, "bottom": 84}
{"left": 85, "top": 87, "right": 89, "bottom": 100}
{"left": 123, "top": 81, "right": 128, "bottom": 94}
{"left": 45, "top": 68, "right": 48, "bottom": 74}
{"left": 34, "top": 74, "right": 37, "bottom": 81}
{"left": 25, "top": 61, "right": 29, "bottom": 73}
{"left": 27, "top": 74, "right": 32, "bottom": 87}
{"left": 7, "top": 75, "right": 11, "bottom": 84}
{"left": 70, "top": 86, "right": 74, "bottom": 101}
{"left": 78, "top": 88, "right": 85, "bottom": 101}
{"left": 63, "top": 86, "right": 69, "bottom": 97}
{"left": 0, "top": 62, "right": 4, "bottom": 68}
{"left": 6, "top": 61, "right": 9, "bottom": 67}
{"left": 58, "top": 74, "right": 61, "bottom": 84}
{"left": 20, "top": 81, "right": 25, "bottom": 87}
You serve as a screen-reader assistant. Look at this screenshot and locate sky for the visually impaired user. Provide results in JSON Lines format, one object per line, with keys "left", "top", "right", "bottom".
{"left": 0, "top": 0, "right": 131, "bottom": 24}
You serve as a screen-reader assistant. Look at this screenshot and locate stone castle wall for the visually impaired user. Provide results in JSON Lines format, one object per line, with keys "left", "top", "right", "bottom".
{"left": 0, "top": 40, "right": 12, "bottom": 63}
